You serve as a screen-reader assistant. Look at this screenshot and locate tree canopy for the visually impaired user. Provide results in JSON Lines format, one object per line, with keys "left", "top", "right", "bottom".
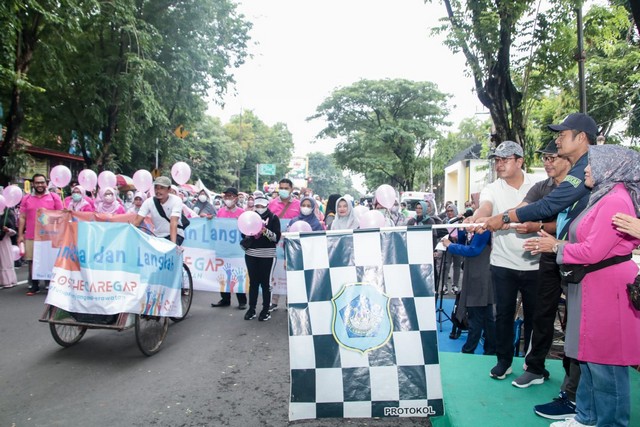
{"left": 309, "top": 78, "right": 449, "bottom": 192}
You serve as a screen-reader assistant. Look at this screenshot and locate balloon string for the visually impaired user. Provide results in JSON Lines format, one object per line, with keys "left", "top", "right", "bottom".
{"left": 2, "top": 209, "right": 7, "bottom": 227}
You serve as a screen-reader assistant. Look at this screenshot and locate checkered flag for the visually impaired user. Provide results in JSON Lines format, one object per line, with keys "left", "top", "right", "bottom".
{"left": 285, "top": 227, "right": 444, "bottom": 420}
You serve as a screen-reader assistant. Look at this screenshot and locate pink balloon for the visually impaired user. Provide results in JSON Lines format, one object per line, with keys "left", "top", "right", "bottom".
{"left": 0, "top": 195, "right": 6, "bottom": 211}
{"left": 3, "top": 185, "right": 23, "bottom": 208}
{"left": 50, "top": 165, "right": 72, "bottom": 188}
{"left": 11, "top": 245, "right": 21, "bottom": 261}
{"left": 359, "top": 210, "right": 386, "bottom": 229}
{"left": 97, "top": 171, "right": 117, "bottom": 189}
{"left": 375, "top": 184, "right": 396, "bottom": 209}
{"left": 237, "top": 211, "right": 263, "bottom": 236}
{"left": 133, "top": 169, "right": 153, "bottom": 192}
{"left": 171, "top": 162, "right": 191, "bottom": 185}
{"left": 289, "top": 221, "right": 312, "bottom": 232}
{"left": 78, "top": 169, "right": 98, "bottom": 191}
{"left": 352, "top": 205, "right": 369, "bottom": 220}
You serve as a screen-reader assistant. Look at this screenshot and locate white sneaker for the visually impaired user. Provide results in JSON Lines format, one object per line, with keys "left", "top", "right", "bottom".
{"left": 550, "top": 418, "right": 591, "bottom": 427}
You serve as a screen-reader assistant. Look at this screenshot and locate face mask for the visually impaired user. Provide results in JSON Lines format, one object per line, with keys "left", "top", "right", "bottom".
{"left": 224, "top": 199, "right": 235, "bottom": 208}
{"left": 103, "top": 194, "right": 114, "bottom": 203}
{"left": 256, "top": 207, "right": 267, "bottom": 215}
{"left": 72, "top": 193, "right": 82, "bottom": 202}
{"left": 198, "top": 195, "right": 208, "bottom": 203}
{"left": 279, "top": 190, "right": 290, "bottom": 199}
{"left": 300, "top": 207, "right": 313, "bottom": 216}
{"left": 390, "top": 206, "right": 399, "bottom": 213}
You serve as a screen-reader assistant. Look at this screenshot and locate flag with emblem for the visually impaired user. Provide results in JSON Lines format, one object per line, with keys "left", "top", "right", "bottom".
{"left": 285, "top": 227, "right": 444, "bottom": 421}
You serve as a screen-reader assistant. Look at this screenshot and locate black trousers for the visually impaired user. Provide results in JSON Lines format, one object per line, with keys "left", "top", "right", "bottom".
{"left": 219, "top": 291, "right": 247, "bottom": 305}
{"left": 245, "top": 255, "right": 275, "bottom": 312}
{"left": 525, "top": 252, "right": 563, "bottom": 374}
{"left": 491, "top": 265, "right": 538, "bottom": 368}
{"left": 462, "top": 305, "right": 496, "bottom": 355}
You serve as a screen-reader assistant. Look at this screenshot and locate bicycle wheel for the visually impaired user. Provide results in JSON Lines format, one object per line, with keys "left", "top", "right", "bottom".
{"left": 135, "top": 314, "right": 169, "bottom": 356}
{"left": 170, "top": 263, "right": 193, "bottom": 322}
{"left": 50, "top": 323, "right": 87, "bottom": 347}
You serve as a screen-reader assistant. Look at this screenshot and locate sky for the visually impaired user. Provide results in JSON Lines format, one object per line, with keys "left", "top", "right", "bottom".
{"left": 207, "top": 0, "right": 488, "bottom": 160}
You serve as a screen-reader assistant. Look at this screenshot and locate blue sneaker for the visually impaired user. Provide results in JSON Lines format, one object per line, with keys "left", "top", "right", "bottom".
{"left": 534, "top": 391, "right": 577, "bottom": 420}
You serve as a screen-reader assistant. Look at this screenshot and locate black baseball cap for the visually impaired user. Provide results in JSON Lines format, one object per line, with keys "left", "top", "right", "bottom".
{"left": 223, "top": 187, "right": 238, "bottom": 196}
{"left": 536, "top": 140, "right": 558, "bottom": 155}
{"left": 548, "top": 113, "right": 598, "bottom": 136}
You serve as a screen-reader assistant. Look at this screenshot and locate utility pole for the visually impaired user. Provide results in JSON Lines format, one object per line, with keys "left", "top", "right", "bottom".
{"left": 576, "top": 2, "right": 587, "bottom": 113}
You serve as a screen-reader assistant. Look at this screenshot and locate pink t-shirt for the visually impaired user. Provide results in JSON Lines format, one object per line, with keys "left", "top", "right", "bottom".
{"left": 20, "top": 192, "right": 64, "bottom": 239}
{"left": 268, "top": 197, "right": 301, "bottom": 219}
{"left": 216, "top": 206, "right": 245, "bottom": 219}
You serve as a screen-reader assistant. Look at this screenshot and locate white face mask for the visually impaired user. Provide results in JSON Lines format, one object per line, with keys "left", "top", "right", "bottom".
{"left": 198, "top": 195, "right": 208, "bottom": 203}
{"left": 390, "top": 206, "right": 399, "bottom": 213}
{"left": 300, "top": 207, "right": 313, "bottom": 216}
{"left": 256, "top": 207, "right": 267, "bottom": 215}
{"left": 103, "top": 194, "right": 114, "bottom": 203}
{"left": 224, "top": 199, "right": 235, "bottom": 208}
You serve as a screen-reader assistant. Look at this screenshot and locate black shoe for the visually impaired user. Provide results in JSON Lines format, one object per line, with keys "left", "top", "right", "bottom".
{"left": 238, "top": 304, "right": 247, "bottom": 310}
{"left": 211, "top": 300, "right": 231, "bottom": 307}
{"left": 244, "top": 308, "right": 256, "bottom": 320}
{"left": 258, "top": 310, "right": 271, "bottom": 321}
{"left": 489, "top": 363, "right": 512, "bottom": 380}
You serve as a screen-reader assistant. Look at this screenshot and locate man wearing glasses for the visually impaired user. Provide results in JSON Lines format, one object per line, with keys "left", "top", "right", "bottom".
{"left": 480, "top": 113, "right": 598, "bottom": 421}
{"left": 17, "top": 173, "right": 64, "bottom": 295}
{"left": 465, "top": 141, "right": 541, "bottom": 382}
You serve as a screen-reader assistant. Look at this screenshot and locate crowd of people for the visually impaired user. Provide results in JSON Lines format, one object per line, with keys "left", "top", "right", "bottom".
{"left": 2, "top": 111, "right": 640, "bottom": 426}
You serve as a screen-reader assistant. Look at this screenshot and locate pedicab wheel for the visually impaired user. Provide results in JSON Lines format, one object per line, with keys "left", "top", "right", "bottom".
{"left": 170, "top": 263, "right": 193, "bottom": 323}
{"left": 50, "top": 323, "right": 87, "bottom": 347}
{"left": 135, "top": 315, "right": 169, "bottom": 356}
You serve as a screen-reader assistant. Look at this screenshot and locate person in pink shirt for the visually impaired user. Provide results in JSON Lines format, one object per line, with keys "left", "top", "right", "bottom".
{"left": 211, "top": 187, "right": 247, "bottom": 309}
{"left": 267, "top": 178, "right": 302, "bottom": 311}
{"left": 17, "top": 173, "right": 63, "bottom": 295}
{"left": 267, "top": 178, "right": 300, "bottom": 219}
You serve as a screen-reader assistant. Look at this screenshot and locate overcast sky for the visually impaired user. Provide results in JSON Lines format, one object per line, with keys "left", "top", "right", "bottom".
{"left": 207, "top": 0, "right": 487, "bottom": 158}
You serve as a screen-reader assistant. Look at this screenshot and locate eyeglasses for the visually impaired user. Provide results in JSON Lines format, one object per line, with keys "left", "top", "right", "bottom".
{"left": 542, "top": 155, "right": 557, "bottom": 163}
{"left": 494, "top": 157, "right": 516, "bottom": 164}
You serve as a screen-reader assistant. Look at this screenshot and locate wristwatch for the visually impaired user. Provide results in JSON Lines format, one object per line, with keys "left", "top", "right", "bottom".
{"left": 552, "top": 243, "right": 559, "bottom": 253}
{"left": 502, "top": 211, "right": 511, "bottom": 224}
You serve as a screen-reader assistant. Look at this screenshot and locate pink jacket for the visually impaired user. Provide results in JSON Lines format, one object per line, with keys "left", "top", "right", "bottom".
{"left": 561, "top": 184, "right": 640, "bottom": 365}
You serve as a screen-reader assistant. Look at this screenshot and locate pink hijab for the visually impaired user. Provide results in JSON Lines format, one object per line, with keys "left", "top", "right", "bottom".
{"left": 96, "top": 187, "right": 124, "bottom": 214}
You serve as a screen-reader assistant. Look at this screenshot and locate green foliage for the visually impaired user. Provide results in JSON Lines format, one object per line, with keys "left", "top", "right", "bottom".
{"left": 307, "top": 152, "right": 359, "bottom": 197}
{"left": 2, "top": 0, "right": 251, "bottom": 175}
{"left": 309, "top": 78, "right": 449, "bottom": 191}
{"left": 223, "top": 111, "right": 294, "bottom": 192}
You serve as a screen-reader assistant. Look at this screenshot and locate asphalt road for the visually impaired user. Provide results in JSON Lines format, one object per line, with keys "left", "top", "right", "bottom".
{"left": 0, "top": 280, "right": 432, "bottom": 427}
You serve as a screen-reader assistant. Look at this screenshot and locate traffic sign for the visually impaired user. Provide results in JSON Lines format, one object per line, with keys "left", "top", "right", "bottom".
{"left": 258, "top": 164, "right": 276, "bottom": 175}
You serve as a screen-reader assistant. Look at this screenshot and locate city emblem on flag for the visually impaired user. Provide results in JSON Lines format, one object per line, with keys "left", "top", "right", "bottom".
{"left": 331, "top": 283, "right": 392, "bottom": 353}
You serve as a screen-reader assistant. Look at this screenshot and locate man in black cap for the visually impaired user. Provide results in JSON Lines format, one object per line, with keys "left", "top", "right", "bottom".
{"left": 211, "top": 187, "right": 247, "bottom": 308}
{"left": 483, "top": 112, "right": 598, "bottom": 420}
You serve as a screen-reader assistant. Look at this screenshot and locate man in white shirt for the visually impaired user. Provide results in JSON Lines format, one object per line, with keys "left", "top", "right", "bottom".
{"left": 467, "top": 141, "right": 541, "bottom": 380}
{"left": 133, "top": 176, "right": 185, "bottom": 245}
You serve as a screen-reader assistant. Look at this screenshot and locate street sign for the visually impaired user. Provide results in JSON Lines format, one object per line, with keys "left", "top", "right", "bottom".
{"left": 258, "top": 164, "right": 276, "bottom": 175}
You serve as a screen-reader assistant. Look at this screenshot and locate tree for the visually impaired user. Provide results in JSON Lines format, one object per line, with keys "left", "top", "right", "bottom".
{"left": 2, "top": 0, "right": 251, "bottom": 180}
{"left": 0, "top": 0, "right": 88, "bottom": 184}
{"left": 309, "top": 79, "right": 449, "bottom": 191}
{"left": 307, "top": 152, "right": 359, "bottom": 197}
{"left": 429, "top": 0, "right": 575, "bottom": 151}
{"left": 224, "top": 111, "right": 294, "bottom": 192}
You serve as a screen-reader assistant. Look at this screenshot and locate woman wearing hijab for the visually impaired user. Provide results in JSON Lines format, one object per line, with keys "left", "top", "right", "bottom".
{"left": 0, "top": 206, "right": 18, "bottom": 288}
{"left": 407, "top": 201, "right": 435, "bottom": 226}
{"left": 526, "top": 145, "right": 640, "bottom": 427}
{"left": 330, "top": 196, "right": 359, "bottom": 230}
{"left": 127, "top": 191, "right": 146, "bottom": 214}
{"left": 324, "top": 194, "right": 341, "bottom": 229}
{"left": 288, "top": 196, "right": 324, "bottom": 231}
{"left": 95, "top": 187, "right": 126, "bottom": 214}
{"left": 64, "top": 185, "right": 94, "bottom": 212}
{"left": 192, "top": 189, "right": 216, "bottom": 219}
